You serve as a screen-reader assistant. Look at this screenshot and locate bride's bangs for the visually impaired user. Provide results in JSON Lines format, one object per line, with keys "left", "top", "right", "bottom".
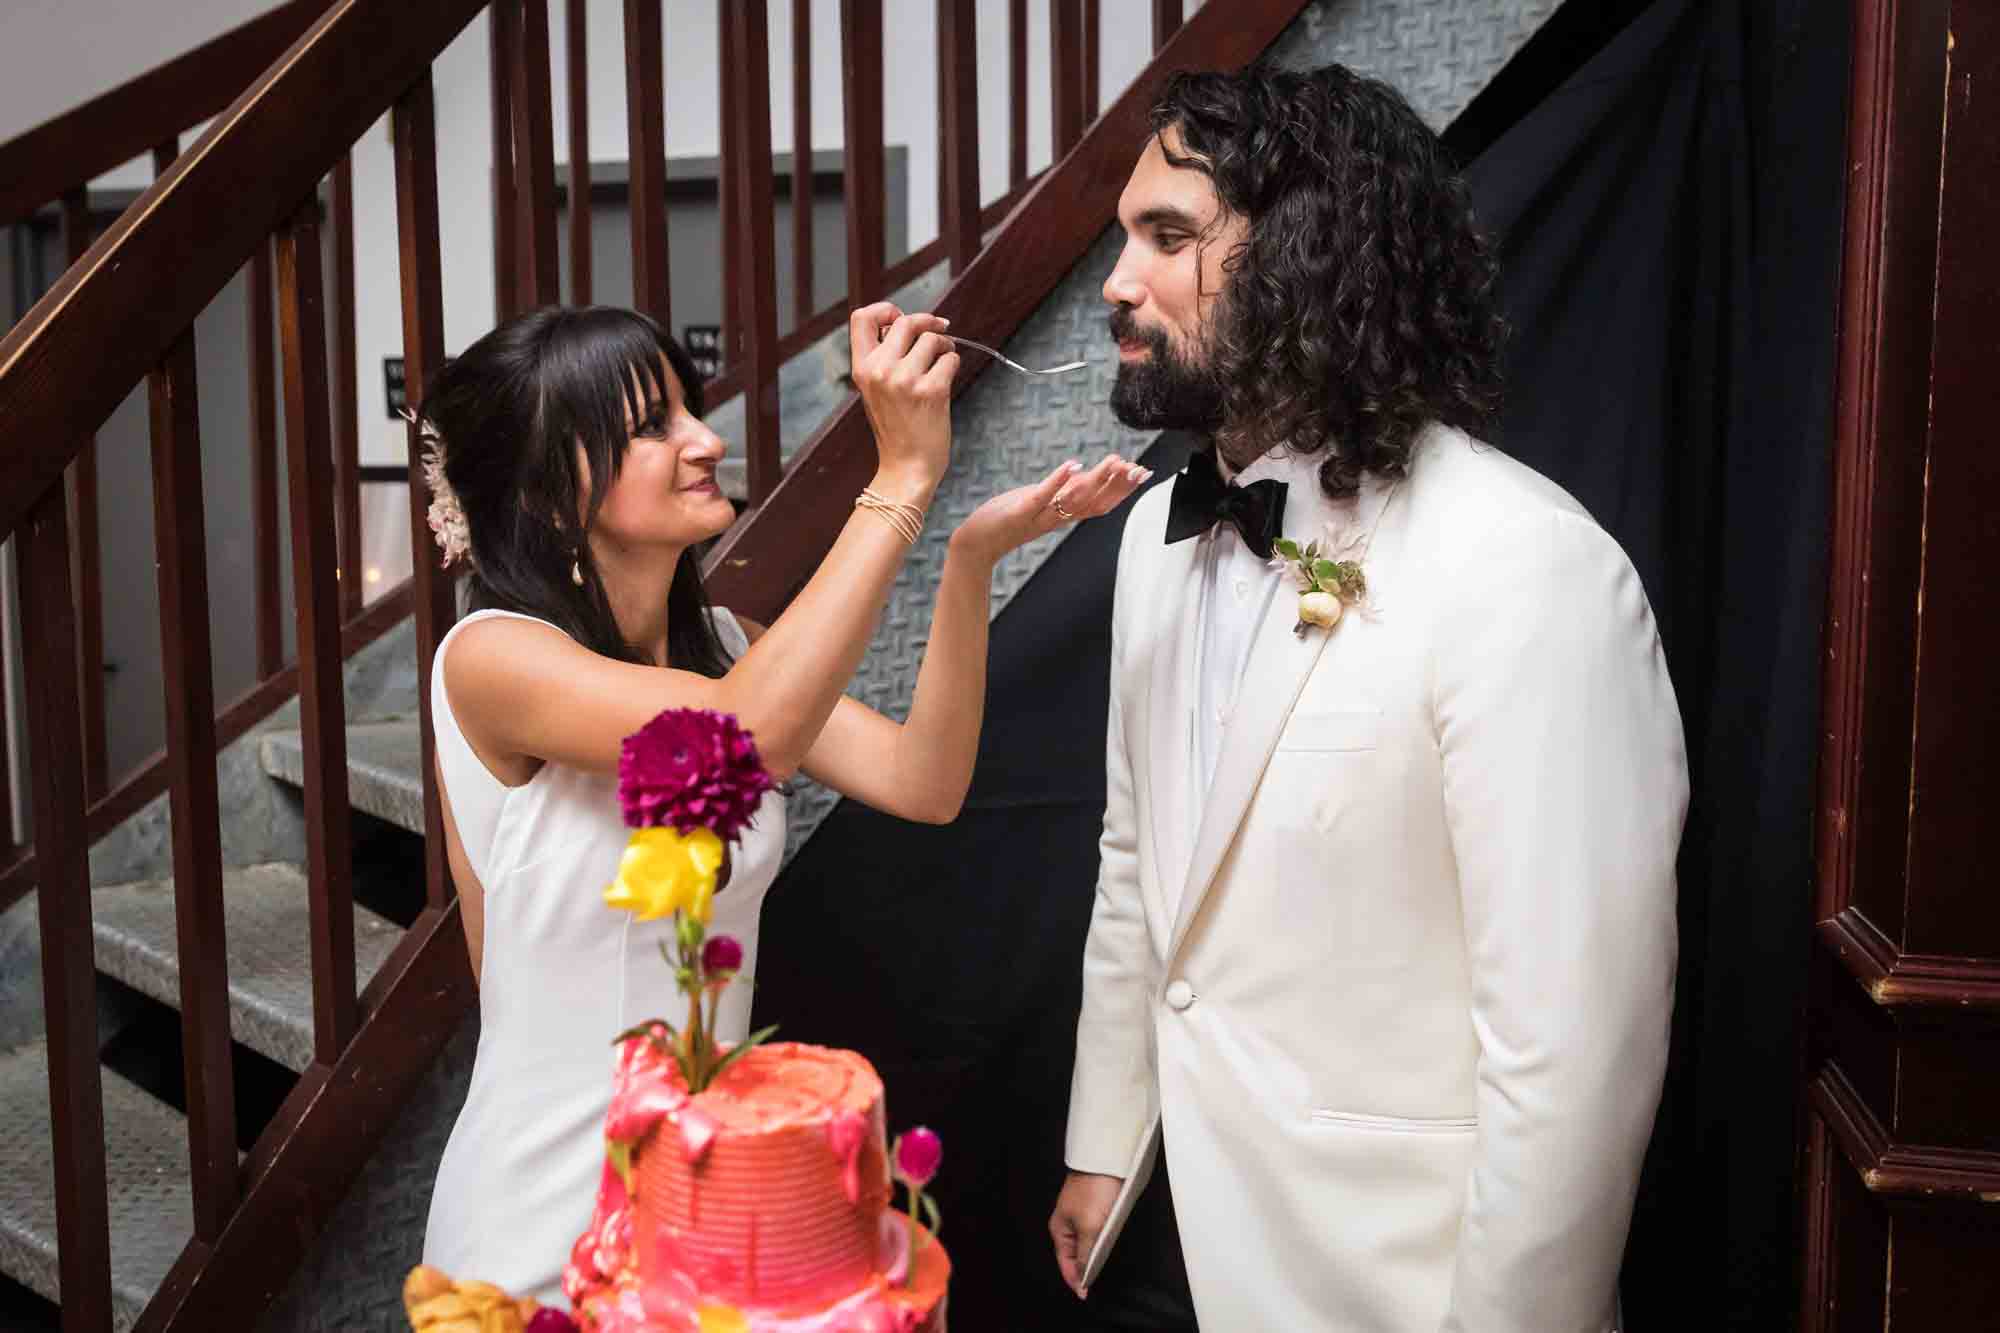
{"left": 541, "top": 310, "right": 675, "bottom": 510}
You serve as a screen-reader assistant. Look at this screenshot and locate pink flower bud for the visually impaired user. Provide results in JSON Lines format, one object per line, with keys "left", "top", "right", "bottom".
{"left": 526, "top": 1309, "right": 581, "bottom": 1333}
{"left": 701, "top": 934, "right": 744, "bottom": 975}
{"left": 894, "top": 1127, "right": 943, "bottom": 1188}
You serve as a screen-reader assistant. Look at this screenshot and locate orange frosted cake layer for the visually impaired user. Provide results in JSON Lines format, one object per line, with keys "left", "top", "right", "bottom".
{"left": 567, "top": 1038, "right": 947, "bottom": 1332}
{"left": 635, "top": 1045, "right": 889, "bottom": 1309}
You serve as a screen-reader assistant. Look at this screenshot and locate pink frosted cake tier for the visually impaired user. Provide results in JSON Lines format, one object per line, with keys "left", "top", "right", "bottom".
{"left": 564, "top": 1037, "right": 949, "bottom": 1332}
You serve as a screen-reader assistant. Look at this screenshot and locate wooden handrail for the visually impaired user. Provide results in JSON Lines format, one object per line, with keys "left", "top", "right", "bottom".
{"left": 703, "top": 0, "right": 1309, "bottom": 618}
{"left": 0, "top": 0, "right": 333, "bottom": 228}
{"left": 0, "top": 0, "right": 488, "bottom": 541}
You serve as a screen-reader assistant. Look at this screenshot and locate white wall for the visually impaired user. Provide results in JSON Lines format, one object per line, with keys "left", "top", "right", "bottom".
{"left": 2, "top": 0, "right": 1177, "bottom": 465}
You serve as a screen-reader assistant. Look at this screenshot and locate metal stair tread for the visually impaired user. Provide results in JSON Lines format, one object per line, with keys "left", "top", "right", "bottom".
{"left": 0, "top": 1040, "right": 192, "bottom": 1332}
{"left": 259, "top": 718, "right": 425, "bottom": 836}
{"left": 92, "top": 863, "right": 406, "bottom": 1074}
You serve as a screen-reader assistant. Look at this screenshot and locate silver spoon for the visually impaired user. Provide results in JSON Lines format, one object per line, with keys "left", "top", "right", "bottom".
{"left": 945, "top": 334, "right": 1087, "bottom": 377}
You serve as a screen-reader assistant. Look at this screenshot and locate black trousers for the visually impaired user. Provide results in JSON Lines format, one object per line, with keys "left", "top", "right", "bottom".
{"left": 1067, "top": 1145, "right": 1199, "bottom": 1333}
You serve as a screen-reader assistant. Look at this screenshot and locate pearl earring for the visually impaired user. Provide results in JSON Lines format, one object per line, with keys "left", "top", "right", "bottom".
{"left": 571, "top": 557, "right": 584, "bottom": 587}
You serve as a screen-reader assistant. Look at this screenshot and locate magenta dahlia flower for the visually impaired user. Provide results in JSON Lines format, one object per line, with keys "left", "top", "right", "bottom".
{"left": 618, "top": 708, "right": 775, "bottom": 840}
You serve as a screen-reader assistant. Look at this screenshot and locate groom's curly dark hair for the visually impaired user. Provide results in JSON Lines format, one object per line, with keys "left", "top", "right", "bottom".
{"left": 1152, "top": 63, "right": 1507, "bottom": 496}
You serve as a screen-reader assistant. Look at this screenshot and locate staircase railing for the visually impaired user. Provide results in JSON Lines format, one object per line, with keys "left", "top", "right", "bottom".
{"left": 0, "top": 0, "right": 348, "bottom": 823}
{"left": 0, "top": 0, "right": 1306, "bottom": 1328}
{"left": 705, "top": 0, "right": 1304, "bottom": 618}
{"left": 2, "top": 3, "right": 486, "bottom": 1323}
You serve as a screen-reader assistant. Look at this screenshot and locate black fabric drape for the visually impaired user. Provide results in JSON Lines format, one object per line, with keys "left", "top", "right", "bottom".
{"left": 754, "top": 2, "right": 1847, "bottom": 1328}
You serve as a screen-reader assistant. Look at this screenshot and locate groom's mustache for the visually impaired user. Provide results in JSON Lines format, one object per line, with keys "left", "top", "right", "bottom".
{"left": 1107, "top": 306, "right": 1171, "bottom": 358}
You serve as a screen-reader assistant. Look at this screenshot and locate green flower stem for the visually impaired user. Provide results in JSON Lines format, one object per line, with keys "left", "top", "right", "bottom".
{"left": 684, "top": 986, "right": 704, "bottom": 1088}
{"left": 905, "top": 1180, "right": 920, "bottom": 1288}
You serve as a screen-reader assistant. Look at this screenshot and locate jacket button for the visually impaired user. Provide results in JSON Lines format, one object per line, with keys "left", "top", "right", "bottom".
{"left": 1164, "top": 980, "right": 1195, "bottom": 1011}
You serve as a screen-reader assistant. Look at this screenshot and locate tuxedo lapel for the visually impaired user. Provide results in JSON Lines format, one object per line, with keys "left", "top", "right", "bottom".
{"left": 1167, "top": 588, "right": 1333, "bottom": 961}
{"left": 1167, "top": 470, "right": 1402, "bottom": 962}
{"left": 1143, "top": 534, "right": 1202, "bottom": 935}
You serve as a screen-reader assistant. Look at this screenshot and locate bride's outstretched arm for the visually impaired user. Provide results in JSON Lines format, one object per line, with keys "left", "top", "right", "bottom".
{"left": 748, "top": 454, "right": 1149, "bottom": 823}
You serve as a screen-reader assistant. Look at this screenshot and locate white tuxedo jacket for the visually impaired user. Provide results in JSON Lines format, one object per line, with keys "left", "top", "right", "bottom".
{"left": 1067, "top": 425, "right": 1685, "bottom": 1332}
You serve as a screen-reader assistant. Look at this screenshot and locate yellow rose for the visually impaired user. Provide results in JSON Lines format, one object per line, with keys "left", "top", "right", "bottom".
{"left": 604, "top": 826, "right": 725, "bottom": 923}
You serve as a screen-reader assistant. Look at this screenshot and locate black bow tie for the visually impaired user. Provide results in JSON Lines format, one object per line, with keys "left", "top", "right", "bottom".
{"left": 1164, "top": 448, "right": 1289, "bottom": 560}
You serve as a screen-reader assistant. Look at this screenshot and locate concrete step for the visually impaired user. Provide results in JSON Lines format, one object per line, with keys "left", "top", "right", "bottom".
{"left": 0, "top": 1041, "right": 193, "bottom": 1332}
{"left": 92, "top": 863, "right": 406, "bottom": 1074}
{"left": 259, "top": 718, "right": 425, "bottom": 837}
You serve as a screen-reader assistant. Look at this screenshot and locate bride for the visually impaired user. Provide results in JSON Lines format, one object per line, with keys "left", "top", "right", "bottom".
{"left": 415, "top": 301, "right": 1144, "bottom": 1303}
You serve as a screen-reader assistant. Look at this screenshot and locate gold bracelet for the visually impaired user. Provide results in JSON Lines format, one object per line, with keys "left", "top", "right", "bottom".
{"left": 854, "top": 488, "right": 924, "bottom": 545}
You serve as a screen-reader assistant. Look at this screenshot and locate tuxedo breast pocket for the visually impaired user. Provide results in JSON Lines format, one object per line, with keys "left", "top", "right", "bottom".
{"left": 1274, "top": 708, "right": 1381, "bottom": 753}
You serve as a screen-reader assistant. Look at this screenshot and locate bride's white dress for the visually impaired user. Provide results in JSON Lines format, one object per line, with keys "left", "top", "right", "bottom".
{"left": 421, "top": 607, "right": 787, "bottom": 1305}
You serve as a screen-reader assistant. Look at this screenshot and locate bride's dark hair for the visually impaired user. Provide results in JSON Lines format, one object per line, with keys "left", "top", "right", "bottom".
{"left": 419, "top": 305, "right": 731, "bottom": 676}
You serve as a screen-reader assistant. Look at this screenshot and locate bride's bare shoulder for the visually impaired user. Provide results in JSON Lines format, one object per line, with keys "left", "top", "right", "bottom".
{"left": 443, "top": 614, "right": 597, "bottom": 706}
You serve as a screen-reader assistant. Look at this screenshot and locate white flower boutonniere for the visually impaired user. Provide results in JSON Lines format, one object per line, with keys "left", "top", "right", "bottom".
{"left": 1274, "top": 537, "right": 1366, "bottom": 639}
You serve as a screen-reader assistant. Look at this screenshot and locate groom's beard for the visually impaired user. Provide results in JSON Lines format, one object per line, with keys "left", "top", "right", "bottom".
{"left": 1108, "top": 306, "right": 1225, "bottom": 434}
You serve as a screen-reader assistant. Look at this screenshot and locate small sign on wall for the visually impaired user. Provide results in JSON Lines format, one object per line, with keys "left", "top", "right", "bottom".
{"left": 684, "top": 325, "right": 723, "bottom": 380}
{"left": 384, "top": 356, "right": 407, "bottom": 419}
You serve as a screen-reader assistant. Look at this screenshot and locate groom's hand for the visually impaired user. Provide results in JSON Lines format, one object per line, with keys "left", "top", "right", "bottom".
{"left": 1049, "top": 1170, "right": 1124, "bottom": 1300}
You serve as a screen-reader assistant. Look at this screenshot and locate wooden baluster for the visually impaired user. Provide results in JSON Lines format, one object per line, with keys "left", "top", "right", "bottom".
{"left": 0, "top": 568, "right": 10, "bottom": 848}
{"left": 938, "top": 0, "right": 979, "bottom": 276}
{"left": 719, "top": 5, "right": 741, "bottom": 370}
{"left": 1051, "top": 0, "right": 1085, "bottom": 159}
{"left": 567, "top": 0, "right": 593, "bottom": 304}
{"left": 514, "top": 0, "right": 561, "bottom": 307}
{"left": 1152, "top": 0, "right": 1182, "bottom": 52}
{"left": 1009, "top": 0, "right": 1027, "bottom": 189}
{"left": 18, "top": 485, "right": 113, "bottom": 1333}
{"left": 274, "top": 196, "right": 359, "bottom": 1060}
{"left": 1081, "top": 0, "right": 1099, "bottom": 123}
{"left": 246, "top": 238, "right": 284, "bottom": 679}
{"left": 59, "top": 187, "right": 107, "bottom": 801}
{"left": 491, "top": 1, "right": 522, "bottom": 320}
{"left": 332, "top": 155, "right": 363, "bottom": 617}
{"left": 147, "top": 304, "right": 240, "bottom": 1242}
{"left": 624, "top": 0, "right": 671, "bottom": 328}
{"left": 791, "top": 0, "right": 814, "bottom": 328}
{"left": 727, "top": 0, "right": 782, "bottom": 503}
{"left": 840, "top": 0, "right": 885, "bottom": 308}
{"left": 393, "top": 72, "right": 461, "bottom": 915}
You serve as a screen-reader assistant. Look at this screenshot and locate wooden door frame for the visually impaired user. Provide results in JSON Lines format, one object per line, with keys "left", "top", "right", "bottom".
{"left": 1801, "top": 0, "right": 2000, "bottom": 1326}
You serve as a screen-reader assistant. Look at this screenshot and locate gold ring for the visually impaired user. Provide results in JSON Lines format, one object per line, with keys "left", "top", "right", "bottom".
{"left": 1051, "top": 497, "right": 1076, "bottom": 521}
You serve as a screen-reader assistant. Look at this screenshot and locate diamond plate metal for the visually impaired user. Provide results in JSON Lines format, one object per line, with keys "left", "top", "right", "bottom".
{"left": 259, "top": 719, "right": 427, "bottom": 836}
{"left": 1273, "top": 0, "right": 1564, "bottom": 130}
{"left": 0, "top": 1042, "right": 196, "bottom": 1333}
{"left": 779, "top": 0, "right": 1561, "bottom": 860}
{"left": 91, "top": 863, "right": 406, "bottom": 1074}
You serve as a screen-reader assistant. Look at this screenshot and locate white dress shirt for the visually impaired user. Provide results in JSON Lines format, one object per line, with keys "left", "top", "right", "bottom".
{"left": 1189, "top": 447, "right": 1344, "bottom": 868}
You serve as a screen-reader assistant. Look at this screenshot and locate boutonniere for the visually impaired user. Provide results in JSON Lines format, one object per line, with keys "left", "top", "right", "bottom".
{"left": 1273, "top": 537, "right": 1367, "bottom": 638}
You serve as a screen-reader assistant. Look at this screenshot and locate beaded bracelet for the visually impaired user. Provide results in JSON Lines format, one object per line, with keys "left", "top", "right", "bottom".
{"left": 854, "top": 488, "right": 925, "bottom": 545}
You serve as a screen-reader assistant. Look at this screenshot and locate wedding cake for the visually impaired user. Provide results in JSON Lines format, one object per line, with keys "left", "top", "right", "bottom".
{"left": 559, "top": 1036, "right": 949, "bottom": 1332}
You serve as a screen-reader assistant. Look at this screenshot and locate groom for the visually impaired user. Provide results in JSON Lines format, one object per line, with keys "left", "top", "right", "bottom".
{"left": 1049, "top": 63, "right": 1687, "bottom": 1332}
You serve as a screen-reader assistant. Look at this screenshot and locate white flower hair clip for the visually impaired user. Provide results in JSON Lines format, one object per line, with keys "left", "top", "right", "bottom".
{"left": 401, "top": 407, "right": 471, "bottom": 569}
